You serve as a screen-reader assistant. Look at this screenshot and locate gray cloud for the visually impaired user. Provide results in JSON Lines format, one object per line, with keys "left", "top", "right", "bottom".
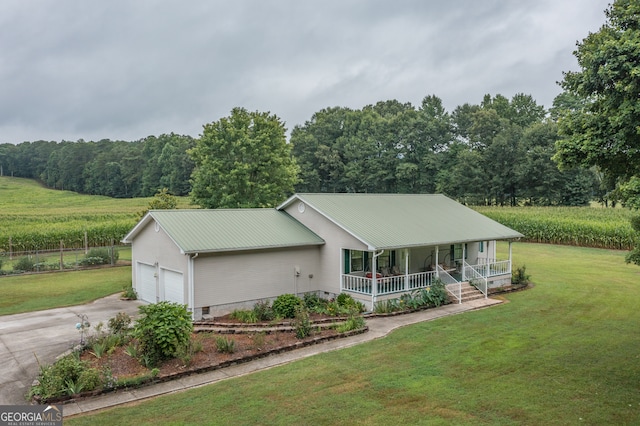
{"left": 0, "top": 0, "right": 610, "bottom": 143}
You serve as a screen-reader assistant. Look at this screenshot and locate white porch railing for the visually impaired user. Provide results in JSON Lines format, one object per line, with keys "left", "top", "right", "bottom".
{"left": 437, "top": 265, "right": 461, "bottom": 304}
{"left": 463, "top": 261, "right": 488, "bottom": 298}
{"left": 476, "top": 258, "right": 511, "bottom": 277}
{"left": 341, "top": 270, "right": 437, "bottom": 296}
{"left": 341, "top": 258, "right": 510, "bottom": 303}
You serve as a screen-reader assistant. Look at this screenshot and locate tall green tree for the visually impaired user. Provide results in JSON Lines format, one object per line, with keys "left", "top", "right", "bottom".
{"left": 555, "top": 0, "right": 640, "bottom": 182}
{"left": 189, "top": 108, "right": 299, "bottom": 208}
{"left": 290, "top": 107, "right": 352, "bottom": 193}
{"left": 555, "top": 0, "right": 640, "bottom": 264}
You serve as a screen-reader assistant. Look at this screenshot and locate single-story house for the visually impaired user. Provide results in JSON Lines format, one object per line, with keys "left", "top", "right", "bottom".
{"left": 122, "top": 193, "right": 523, "bottom": 319}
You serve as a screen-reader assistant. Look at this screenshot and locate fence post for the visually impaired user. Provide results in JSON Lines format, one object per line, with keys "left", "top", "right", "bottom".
{"left": 9, "top": 236, "right": 12, "bottom": 260}
{"left": 60, "top": 240, "right": 64, "bottom": 271}
{"left": 84, "top": 231, "right": 88, "bottom": 255}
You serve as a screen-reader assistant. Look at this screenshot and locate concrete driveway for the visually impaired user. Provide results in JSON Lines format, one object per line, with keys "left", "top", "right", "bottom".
{"left": 0, "top": 294, "right": 143, "bottom": 405}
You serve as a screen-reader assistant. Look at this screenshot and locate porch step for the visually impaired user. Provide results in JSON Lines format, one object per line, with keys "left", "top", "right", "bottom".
{"left": 448, "top": 282, "right": 486, "bottom": 303}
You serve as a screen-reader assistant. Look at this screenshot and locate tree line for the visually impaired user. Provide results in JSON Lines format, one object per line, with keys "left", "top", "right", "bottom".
{"left": 0, "top": 93, "right": 600, "bottom": 206}
{"left": 0, "top": 134, "right": 195, "bottom": 198}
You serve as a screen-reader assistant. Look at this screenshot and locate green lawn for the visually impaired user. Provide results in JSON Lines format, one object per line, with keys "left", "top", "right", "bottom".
{"left": 66, "top": 243, "right": 640, "bottom": 425}
{"left": 0, "top": 267, "right": 131, "bottom": 316}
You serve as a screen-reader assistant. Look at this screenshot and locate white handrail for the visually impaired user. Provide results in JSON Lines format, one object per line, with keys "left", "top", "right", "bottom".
{"left": 463, "top": 260, "right": 488, "bottom": 298}
{"left": 437, "top": 265, "right": 461, "bottom": 304}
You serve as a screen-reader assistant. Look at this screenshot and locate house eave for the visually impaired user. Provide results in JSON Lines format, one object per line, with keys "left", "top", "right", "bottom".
{"left": 180, "top": 241, "right": 326, "bottom": 255}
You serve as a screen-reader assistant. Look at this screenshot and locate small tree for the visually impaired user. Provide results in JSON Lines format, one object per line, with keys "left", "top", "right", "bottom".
{"left": 138, "top": 188, "right": 178, "bottom": 219}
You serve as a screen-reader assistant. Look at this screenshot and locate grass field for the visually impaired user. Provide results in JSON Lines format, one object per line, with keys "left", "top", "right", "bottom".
{"left": 65, "top": 243, "right": 640, "bottom": 425}
{"left": 0, "top": 267, "right": 131, "bottom": 316}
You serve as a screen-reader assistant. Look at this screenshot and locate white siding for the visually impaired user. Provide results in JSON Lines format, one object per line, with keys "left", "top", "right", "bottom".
{"left": 130, "top": 219, "right": 189, "bottom": 306}
{"left": 193, "top": 246, "right": 321, "bottom": 310}
{"left": 283, "top": 202, "right": 368, "bottom": 294}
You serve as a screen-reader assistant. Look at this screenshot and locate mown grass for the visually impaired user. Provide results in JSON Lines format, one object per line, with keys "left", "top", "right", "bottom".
{"left": 0, "top": 267, "right": 131, "bottom": 316}
{"left": 67, "top": 243, "right": 640, "bottom": 425}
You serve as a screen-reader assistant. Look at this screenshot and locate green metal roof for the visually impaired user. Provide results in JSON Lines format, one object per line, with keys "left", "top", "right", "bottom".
{"left": 127, "top": 209, "right": 324, "bottom": 254}
{"left": 280, "top": 193, "right": 523, "bottom": 250}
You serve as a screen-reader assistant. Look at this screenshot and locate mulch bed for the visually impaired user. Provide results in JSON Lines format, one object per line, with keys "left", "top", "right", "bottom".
{"left": 47, "top": 315, "right": 367, "bottom": 405}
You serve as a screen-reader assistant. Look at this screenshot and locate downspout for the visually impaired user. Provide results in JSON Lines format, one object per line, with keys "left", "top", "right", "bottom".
{"left": 371, "top": 249, "right": 384, "bottom": 310}
{"left": 189, "top": 253, "right": 198, "bottom": 320}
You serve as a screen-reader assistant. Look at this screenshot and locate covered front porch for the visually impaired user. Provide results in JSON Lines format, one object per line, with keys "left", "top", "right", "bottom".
{"left": 340, "top": 241, "right": 515, "bottom": 304}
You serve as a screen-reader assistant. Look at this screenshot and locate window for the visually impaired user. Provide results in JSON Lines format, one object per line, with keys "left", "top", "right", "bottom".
{"left": 452, "top": 244, "right": 468, "bottom": 261}
{"left": 350, "top": 250, "right": 363, "bottom": 272}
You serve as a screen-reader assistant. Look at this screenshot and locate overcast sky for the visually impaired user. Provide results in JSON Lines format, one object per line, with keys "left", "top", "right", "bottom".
{"left": 0, "top": 0, "right": 610, "bottom": 144}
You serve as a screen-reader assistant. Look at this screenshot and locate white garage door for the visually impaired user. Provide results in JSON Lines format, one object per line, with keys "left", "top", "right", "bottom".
{"left": 138, "top": 263, "right": 157, "bottom": 303}
{"left": 161, "top": 269, "right": 184, "bottom": 304}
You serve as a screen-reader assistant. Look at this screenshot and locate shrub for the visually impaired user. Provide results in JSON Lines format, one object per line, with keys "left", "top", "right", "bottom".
{"left": 30, "top": 353, "right": 95, "bottom": 401}
{"left": 81, "top": 247, "right": 119, "bottom": 266}
{"left": 13, "top": 256, "right": 35, "bottom": 272}
{"left": 293, "top": 305, "right": 312, "bottom": 339}
{"left": 251, "top": 332, "right": 266, "bottom": 350}
{"left": 76, "top": 368, "right": 102, "bottom": 393}
{"left": 415, "top": 281, "right": 449, "bottom": 307}
{"left": 134, "top": 301, "right": 193, "bottom": 368}
{"left": 215, "top": 336, "right": 236, "bottom": 353}
{"left": 512, "top": 265, "right": 531, "bottom": 286}
{"left": 303, "top": 293, "right": 326, "bottom": 311}
{"left": 272, "top": 294, "right": 302, "bottom": 319}
{"left": 373, "top": 299, "right": 400, "bottom": 314}
{"left": 253, "top": 300, "right": 275, "bottom": 321}
{"left": 121, "top": 285, "right": 137, "bottom": 300}
{"left": 336, "top": 310, "right": 366, "bottom": 333}
{"left": 336, "top": 293, "right": 366, "bottom": 313}
{"left": 108, "top": 312, "right": 132, "bottom": 335}
{"left": 176, "top": 336, "right": 204, "bottom": 367}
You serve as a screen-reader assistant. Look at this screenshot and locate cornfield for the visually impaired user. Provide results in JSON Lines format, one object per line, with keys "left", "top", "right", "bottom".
{"left": 474, "top": 206, "right": 636, "bottom": 250}
{"left": 0, "top": 177, "right": 190, "bottom": 253}
{"left": 0, "top": 215, "right": 137, "bottom": 252}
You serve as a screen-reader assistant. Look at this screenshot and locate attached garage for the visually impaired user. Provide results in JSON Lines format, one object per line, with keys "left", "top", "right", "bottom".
{"left": 160, "top": 268, "right": 184, "bottom": 304}
{"left": 137, "top": 262, "right": 157, "bottom": 303}
{"left": 122, "top": 208, "right": 325, "bottom": 319}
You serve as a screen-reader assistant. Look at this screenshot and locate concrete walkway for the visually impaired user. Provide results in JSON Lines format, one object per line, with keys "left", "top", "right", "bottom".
{"left": 0, "top": 294, "right": 143, "bottom": 406}
{"left": 62, "top": 297, "right": 502, "bottom": 418}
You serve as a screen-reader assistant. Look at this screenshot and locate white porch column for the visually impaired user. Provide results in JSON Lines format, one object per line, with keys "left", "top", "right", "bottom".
{"left": 371, "top": 251, "right": 378, "bottom": 308}
{"left": 404, "top": 249, "right": 409, "bottom": 291}
{"left": 435, "top": 246, "right": 439, "bottom": 278}
{"left": 461, "top": 244, "right": 466, "bottom": 281}
{"left": 509, "top": 241, "right": 513, "bottom": 274}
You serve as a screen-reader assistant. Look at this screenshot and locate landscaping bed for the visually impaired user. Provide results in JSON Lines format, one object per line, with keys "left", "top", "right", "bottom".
{"left": 33, "top": 314, "right": 367, "bottom": 405}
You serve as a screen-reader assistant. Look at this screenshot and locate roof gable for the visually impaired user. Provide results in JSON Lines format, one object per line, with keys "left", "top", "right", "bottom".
{"left": 279, "top": 193, "right": 523, "bottom": 249}
{"left": 123, "top": 209, "right": 324, "bottom": 254}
